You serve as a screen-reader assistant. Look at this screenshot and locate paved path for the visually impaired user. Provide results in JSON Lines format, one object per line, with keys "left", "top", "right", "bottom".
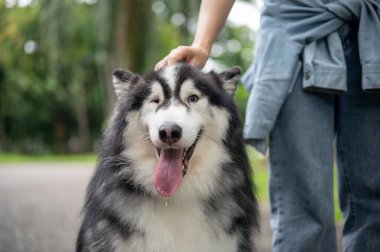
{"left": 0, "top": 163, "right": 342, "bottom": 252}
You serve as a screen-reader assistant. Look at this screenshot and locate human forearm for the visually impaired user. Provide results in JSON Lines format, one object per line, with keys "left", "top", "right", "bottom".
{"left": 155, "top": 0, "right": 235, "bottom": 69}
{"left": 192, "top": 0, "right": 236, "bottom": 53}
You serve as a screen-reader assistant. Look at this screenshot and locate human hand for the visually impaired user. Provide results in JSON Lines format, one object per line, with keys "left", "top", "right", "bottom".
{"left": 155, "top": 45, "right": 210, "bottom": 70}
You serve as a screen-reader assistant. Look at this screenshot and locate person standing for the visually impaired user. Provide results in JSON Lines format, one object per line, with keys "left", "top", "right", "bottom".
{"left": 156, "top": 0, "right": 380, "bottom": 251}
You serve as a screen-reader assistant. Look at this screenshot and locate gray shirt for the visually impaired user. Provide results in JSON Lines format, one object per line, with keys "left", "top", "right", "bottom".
{"left": 242, "top": 0, "right": 380, "bottom": 154}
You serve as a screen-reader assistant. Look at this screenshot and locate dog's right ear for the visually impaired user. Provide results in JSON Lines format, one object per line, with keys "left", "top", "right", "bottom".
{"left": 112, "top": 69, "right": 136, "bottom": 99}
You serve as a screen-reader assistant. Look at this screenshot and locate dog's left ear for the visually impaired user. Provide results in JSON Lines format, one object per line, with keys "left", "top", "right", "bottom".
{"left": 112, "top": 69, "right": 137, "bottom": 99}
{"left": 218, "top": 66, "right": 242, "bottom": 96}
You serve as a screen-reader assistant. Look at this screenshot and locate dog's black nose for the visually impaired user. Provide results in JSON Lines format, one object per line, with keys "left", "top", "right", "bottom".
{"left": 159, "top": 124, "right": 182, "bottom": 145}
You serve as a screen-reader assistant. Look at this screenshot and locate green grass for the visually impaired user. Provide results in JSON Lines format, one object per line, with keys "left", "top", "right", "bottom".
{"left": 333, "top": 168, "right": 344, "bottom": 222}
{"left": 0, "top": 153, "right": 96, "bottom": 163}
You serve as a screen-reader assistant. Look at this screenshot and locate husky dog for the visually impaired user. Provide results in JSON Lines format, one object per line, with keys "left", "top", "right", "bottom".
{"left": 76, "top": 63, "right": 258, "bottom": 252}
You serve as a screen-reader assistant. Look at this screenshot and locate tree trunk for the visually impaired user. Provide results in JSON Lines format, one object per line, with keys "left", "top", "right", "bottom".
{"left": 53, "top": 119, "right": 67, "bottom": 154}
{"left": 115, "top": 0, "right": 152, "bottom": 72}
{"left": 72, "top": 71, "right": 91, "bottom": 153}
{"left": 96, "top": 0, "right": 152, "bottom": 113}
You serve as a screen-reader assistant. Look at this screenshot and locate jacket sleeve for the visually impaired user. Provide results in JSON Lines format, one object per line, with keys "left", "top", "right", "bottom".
{"left": 242, "top": 0, "right": 380, "bottom": 154}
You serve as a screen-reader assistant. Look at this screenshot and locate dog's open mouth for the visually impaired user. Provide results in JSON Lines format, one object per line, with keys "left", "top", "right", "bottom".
{"left": 154, "top": 131, "right": 202, "bottom": 197}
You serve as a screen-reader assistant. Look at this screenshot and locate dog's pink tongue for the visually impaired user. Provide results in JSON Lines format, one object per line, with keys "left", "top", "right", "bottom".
{"left": 154, "top": 149, "right": 183, "bottom": 197}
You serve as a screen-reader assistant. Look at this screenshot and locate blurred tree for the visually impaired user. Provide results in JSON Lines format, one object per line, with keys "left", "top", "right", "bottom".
{"left": 95, "top": 0, "right": 152, "bottom": 112}
{"left": 38, "top": 0, "right": 99, "bottom": 152}
{"left": 0, "top": 0, "right": 256, "bottom": 154}
{"left": 0, "top": 0, "right": 100, "bottom": 153}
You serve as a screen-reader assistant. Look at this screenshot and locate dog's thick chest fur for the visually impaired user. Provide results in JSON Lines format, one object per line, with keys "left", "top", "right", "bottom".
{"left": 120, "top": 200, "right": 238, "bottom": 252}
{"left": 76, "top": 64, "right": 258, "bottom": 252}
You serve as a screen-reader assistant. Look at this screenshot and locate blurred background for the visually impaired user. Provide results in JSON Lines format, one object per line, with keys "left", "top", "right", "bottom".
{"left": 0, "top": 1, "right": 343, "bottom": 252}
{"left": 0, "top": 0, "right": 261, "bottom": 155}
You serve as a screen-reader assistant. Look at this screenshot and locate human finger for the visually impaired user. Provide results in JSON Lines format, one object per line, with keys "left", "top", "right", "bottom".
{"left": 155, "top": 59, "right": 167, "bottom": 70}
{"left": 155, "top": 47, "right": 190, "bottom": 70}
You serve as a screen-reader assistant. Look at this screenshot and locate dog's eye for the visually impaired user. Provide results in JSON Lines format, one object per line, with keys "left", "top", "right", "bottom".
{"left": 187, "top": 95, "right": 199, "bottom": 103}
{"left": 151, "top": 98, "right": 160, "bottom": 104}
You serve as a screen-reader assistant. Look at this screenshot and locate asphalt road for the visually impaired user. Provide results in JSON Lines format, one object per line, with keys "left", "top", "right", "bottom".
{"left": 0, "top": 163, "right": 342, "bottom": 252}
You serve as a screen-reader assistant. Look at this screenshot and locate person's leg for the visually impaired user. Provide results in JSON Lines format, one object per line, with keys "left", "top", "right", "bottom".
{"left": 269, "top": 75, "right": 337, "bottom": 252}
{"left": 336, "top": 27, "right": 380, "bottom": 251}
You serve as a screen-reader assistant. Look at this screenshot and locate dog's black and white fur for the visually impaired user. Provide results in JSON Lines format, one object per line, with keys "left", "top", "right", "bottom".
{"left": 76, "top": 63, "right": 258, "bottom": 252}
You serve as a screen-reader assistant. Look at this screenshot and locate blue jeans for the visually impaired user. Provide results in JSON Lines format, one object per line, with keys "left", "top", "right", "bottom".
{"left": 269, "top": 26, "right": 380, "bottom": 251}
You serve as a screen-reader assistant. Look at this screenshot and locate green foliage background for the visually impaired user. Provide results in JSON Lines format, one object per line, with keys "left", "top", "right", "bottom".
{"left": 0, "top": 0, "right": 255, "bottom": 154}
{"left": 0, "top": 0, "right": 345, "bottom": 222}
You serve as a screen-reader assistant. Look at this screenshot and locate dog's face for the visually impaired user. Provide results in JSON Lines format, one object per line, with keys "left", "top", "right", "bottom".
{"left": 112, "top": 63, "right": 241, "bottom": 198}
{"left": 141, "top": 66, "right": 205, "bottom": 152}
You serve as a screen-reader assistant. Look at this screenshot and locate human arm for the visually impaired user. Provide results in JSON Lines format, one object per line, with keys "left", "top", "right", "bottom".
{"left": 155, "top": 0, "right": 235, "bottom": 70}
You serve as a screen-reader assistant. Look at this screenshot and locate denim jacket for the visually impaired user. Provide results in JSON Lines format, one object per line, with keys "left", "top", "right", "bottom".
{"left": 242, "top": 0, "right": 380, "bottom": 154}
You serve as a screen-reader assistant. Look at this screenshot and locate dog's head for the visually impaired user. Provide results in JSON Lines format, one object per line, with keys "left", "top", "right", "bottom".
{"left": 112, "top": 63, "right": 241, "bottom": 198}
